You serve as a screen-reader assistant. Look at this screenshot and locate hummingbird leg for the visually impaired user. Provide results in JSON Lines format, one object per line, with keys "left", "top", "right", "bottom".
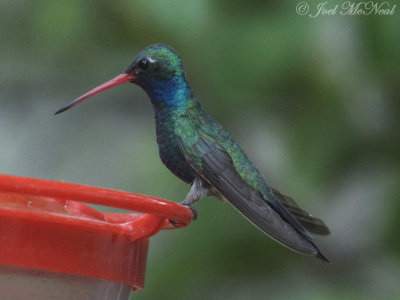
{"left": 169, "top": 177, "right": 210, "bottom": 226}
{"left": 181, "top": 177, "right": 210, "bottom": 206}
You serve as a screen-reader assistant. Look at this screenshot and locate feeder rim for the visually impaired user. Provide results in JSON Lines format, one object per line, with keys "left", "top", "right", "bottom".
{"left": 0, "top": 174, "right": 193, "bottom": 226}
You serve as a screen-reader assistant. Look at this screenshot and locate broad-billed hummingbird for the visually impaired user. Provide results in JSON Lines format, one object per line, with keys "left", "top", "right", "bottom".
{"left": 56, "top": 44, "right": 330, "bottom": 262}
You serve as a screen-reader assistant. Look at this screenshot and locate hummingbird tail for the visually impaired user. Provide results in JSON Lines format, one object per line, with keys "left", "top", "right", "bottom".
{"left": 271, "top": 188, "right": 330, "bottom": 236}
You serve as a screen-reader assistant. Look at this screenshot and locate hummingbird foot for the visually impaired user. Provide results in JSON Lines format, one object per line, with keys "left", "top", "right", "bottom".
{"left": 169, "top": 177, "right": 207, "bottom": 226}
{"left": 169, "top": 203, "right": 197, "bottom": 227}
{"left": 169, "top": 219, "right": 180, "bottom": 227}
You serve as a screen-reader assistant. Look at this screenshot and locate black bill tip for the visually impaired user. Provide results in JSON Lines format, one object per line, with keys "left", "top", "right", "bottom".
{"left": 55, "top": 105, "right": 71, "bottom": 115}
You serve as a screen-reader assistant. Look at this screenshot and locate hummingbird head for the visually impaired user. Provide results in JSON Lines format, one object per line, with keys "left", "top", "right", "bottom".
{"left": 124, "top": 44, "right": 190, "bottom": 106}
{"left": 125, "top": 44, "right": 184, "bottom": 84}
{"left": 55, "top": 44, "right": 190, "bottom": 115}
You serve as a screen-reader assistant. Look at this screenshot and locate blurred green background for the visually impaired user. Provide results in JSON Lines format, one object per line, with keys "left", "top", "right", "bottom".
{"left": 1, "top": 0, "right": 399, "bottom": 299}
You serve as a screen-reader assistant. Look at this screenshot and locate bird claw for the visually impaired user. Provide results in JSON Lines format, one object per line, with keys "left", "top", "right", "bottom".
{"left": 184, "top": 203, "right": 197, "bottom": 220}
{"left": 169, "top": 219, "right": 181, "bottom": 227}
{"left": 169, "top": 203, "right": 197, "bottom": 226}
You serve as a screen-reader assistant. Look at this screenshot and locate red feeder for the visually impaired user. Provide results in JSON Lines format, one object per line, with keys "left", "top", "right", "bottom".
{"left": 0, "top": 174, "right": 193, "bottom": 300}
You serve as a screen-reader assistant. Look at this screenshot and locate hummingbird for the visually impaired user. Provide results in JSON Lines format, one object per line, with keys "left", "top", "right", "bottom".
{"left": 56, "top": 44, "right": 330, "bottom": 262}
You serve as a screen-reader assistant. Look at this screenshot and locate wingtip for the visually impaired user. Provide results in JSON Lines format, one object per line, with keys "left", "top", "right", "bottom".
{"left": 315, "top": 250, "right": 330, "bottom": 264}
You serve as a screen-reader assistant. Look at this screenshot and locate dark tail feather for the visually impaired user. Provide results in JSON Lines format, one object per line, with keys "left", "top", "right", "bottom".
{"left": 294, "top": 214, "right": 331, "bottom": 235}
{"left": 271, "top": 188, "right": 330, "bottom": 236}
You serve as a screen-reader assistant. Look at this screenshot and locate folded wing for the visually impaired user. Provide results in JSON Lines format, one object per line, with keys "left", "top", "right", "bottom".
{"left": 176, "top": 128, "right": 326, "bottom": 257}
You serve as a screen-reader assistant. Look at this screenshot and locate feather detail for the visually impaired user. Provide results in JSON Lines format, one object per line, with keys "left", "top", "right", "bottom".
{"left": 175, "top": 119, "right": 327, "bottom": 257}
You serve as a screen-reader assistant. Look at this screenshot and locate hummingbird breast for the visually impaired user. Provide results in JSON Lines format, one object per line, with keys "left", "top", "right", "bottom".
{"left": 154, "top": 107, "right": 197, "bottom": 184}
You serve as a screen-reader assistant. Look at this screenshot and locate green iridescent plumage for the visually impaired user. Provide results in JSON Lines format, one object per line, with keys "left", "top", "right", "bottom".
{"left": 132, "top": 45, "right": 330, "bottom": 261}
{"left": 57, "top": 44, "right": 330, "bottom": 262}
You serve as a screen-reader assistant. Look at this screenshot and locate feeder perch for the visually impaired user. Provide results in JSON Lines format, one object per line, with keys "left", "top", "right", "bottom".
{"left": 0, "top": 174, "right": 192, "bottom": 300}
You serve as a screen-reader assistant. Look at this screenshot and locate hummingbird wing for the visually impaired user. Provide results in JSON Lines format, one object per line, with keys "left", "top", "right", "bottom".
{"left": 175, "top": 114, "right": 328, "bottom": 259}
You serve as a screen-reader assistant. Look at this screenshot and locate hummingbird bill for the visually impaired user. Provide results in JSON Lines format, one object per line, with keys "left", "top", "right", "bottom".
{"left": 56, "top": 44, "right": 330, "bottom": 262}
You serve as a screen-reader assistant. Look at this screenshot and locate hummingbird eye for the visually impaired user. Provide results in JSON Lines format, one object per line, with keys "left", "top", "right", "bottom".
{"left": 138, "top": 58, "right": 150, "bottom": 71}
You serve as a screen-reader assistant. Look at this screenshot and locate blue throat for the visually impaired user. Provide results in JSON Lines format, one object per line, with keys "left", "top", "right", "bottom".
{"left": 140, "top": 74, "right": 199, "bottom": 184}
{"left": 140, "top": 75, "right": 194, "bottom": 111}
